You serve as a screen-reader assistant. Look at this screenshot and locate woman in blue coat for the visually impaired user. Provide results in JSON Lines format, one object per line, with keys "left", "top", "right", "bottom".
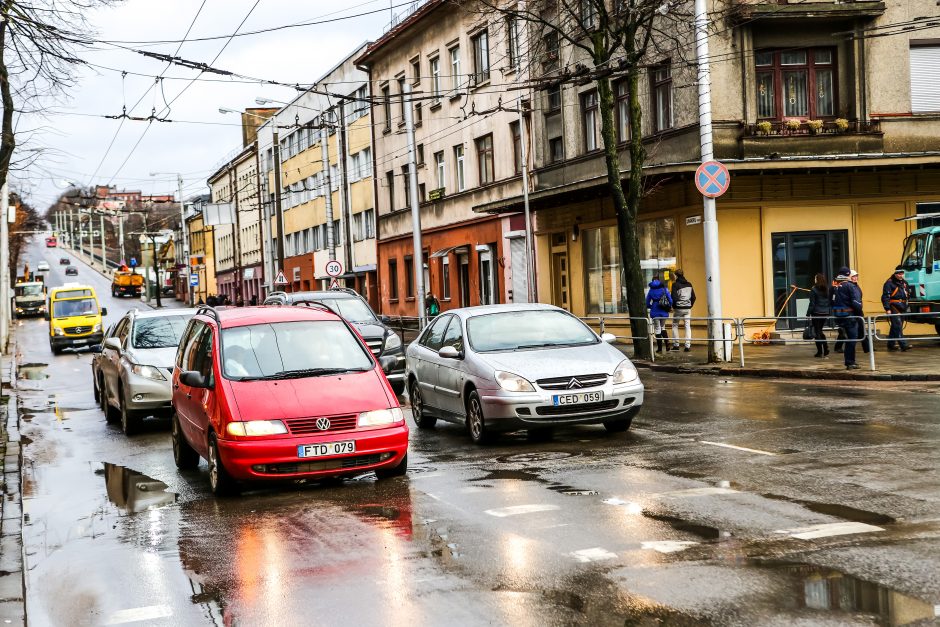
{"left": 646, "top": 278, "right": 673, "bottom": 353}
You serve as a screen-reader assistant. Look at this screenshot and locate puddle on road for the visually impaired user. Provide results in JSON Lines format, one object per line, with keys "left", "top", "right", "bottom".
{"left": 762, "top": 494, "right": 895, "bottom": 525}
{"left": 497, "top": 451, "right": 575, "bottom": 464}
{"left": 642, "top": 512, "right": 725, "bottom": 541}
{"left": 753, "top": 560, "right": 937, "bottom": 626}
{"left": 101, "top": 462, "right": 177, "bottom": 514}
{"left": 471, "top": 469, "right": 546, "bottom": 483}
{"left": 548, "top": 485, "right": 599, "bottom": 496}
{"left": 18, "top": 363, "right": 49, "bottom": 380}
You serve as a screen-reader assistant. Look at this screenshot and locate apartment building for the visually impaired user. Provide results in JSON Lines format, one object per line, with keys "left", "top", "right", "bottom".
{"left": 356, "top": 0, "right": 533, "bottom": 316}
{"left": 255, "top": 44, "right": 379, "bottom": 306}
{"left": 184, "top": 194, "right": 215, "bottom": 304}
{"left": 474, "top": 0, "right": 940, "bottom": 325}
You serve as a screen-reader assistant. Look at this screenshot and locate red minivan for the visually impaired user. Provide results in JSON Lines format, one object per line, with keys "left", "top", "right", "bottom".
{"left": 171, "top": 305, "right": 409, "bottom": 495}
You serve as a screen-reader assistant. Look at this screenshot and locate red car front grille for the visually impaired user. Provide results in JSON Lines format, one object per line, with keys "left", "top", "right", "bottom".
{"left": 285, "top": 414, "right": 358, "bottom": 435}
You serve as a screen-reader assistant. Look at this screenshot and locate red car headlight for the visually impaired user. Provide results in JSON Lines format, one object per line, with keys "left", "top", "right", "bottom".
{"left": 227, "top": 420, "right": 288, "bottom": 437}
{"left": 357, "top": 408, "right": 404, "bottom": 427}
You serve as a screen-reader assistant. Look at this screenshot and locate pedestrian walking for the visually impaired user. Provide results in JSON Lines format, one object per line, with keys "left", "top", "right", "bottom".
{"left": 850, "top": 270, "right": 873, "bottom": 353}
{"left": 882, "top": 265, "right": 911, "bottom": 351}
{"left": 832, "top": 267, "right": 863, "bottom": 369}
{"left": 426, "top": 293, "right": 441, "bottom": 318}
{"left": 670, "top": 269, "right": 696, "bottom": 352}
{"left": 206, "top": 294, "right": 218, "bottom": 307}
{"left": 806, "top": 273, "right": 830, "bottom": 358}
{"left": 646, "top": 277, "right": 673, "bottom": 353}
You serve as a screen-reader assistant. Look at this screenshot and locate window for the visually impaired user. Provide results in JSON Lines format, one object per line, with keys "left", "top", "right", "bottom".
{"left": 471, "top": 30, "right": 490, "bottom": 85}
{"left": 581, "top": 90, "right": 599, "bottom": 152}
{"left": 476, "top": 134, "right": 494, "bottom": 185}
{"left": 388, "top": 259, "right": 399, "bottom": 300}
{"left": 411, "top": 57, "right": 421, "bottom": 85}
{"left": 615, "top": 80, "right": 630, "bottom": 143}
{"left": 546, "top": 85, "right": 561, "bottom": 112}
{"left": 350, "top": 152, "right": 361, "bottom": 183}
{"left": 651, "top": 61, "right": 674, "bottom": 132}
{"left": 511, "top": 121, "right": 522, "bottom": 174}
{"left": 420, "top": 314, "right": 450, "bottom": 351}
{"left": 330, "top": 164, "right": 339, "bottom": 191}
{"left": 543, "top": 32, "right": 559, "bottom": 70}
{"left": 434, "top": 150, "right": 445, "bottom": 189}
{"left": 381, "top": 84, "right": 391, "bottom": 131}
{"left": 910, "top": 43, "right": 940, "bottom": 113}
{"left": 756, "top": 48, "right": 836, "bottom": 119}
{"left": 397, "top": 77, "right": 406, "bottom": 123}
{"left": 581, "top": 0, "right": 597, "bottom": 30}
{"left": 417, "top": 144, "right": 425, "bottom": 166}
{"left": 361, "top": 147, "right": 372, "bottom": 179}
{"left": 430, "top": 56, "right": 441, "bottom": 100}
{"left": 386, "top": 171, "right": 395, "bottom": 212}
{"left": 441, "top": 256, "right": 451, "bottom": 299}
{"left": 364, "top": 208, "right": 375, "bottom": 238}
{"left": 454, "top": 144, "right": 466, "bottom": 192}
{"left": 450, "top": 46, "right": 461, "bottom": 91}
{"left": 404, "top": 256, "right": 414, "bottom": 298}
{"left": 549, "top": 137, "right": 564, "bottom": 163}
{"left": 441, "top": 316, "right": 463, "bottom": 351}
{"left": 506, "top": 17, "right": 519, "bottom": 70}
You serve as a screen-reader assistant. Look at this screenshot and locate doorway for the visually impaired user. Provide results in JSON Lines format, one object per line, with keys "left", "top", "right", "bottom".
{"left": 458, "top": 254, "right": 470, "bottom": 307}
{"left": 551, "top": 233, "right": 569, "bottom": 310}
{"left": 772, "top": 230, "right": 848, "bottom": 324}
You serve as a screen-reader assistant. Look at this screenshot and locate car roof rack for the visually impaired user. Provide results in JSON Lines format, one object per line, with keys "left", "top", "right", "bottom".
{"left": 289, "top": 299, "right": 337, "bottom": 314}
{"left": 195, "top": 305, "right": 221, "bottom": 323}
{"left": 328, "top": 286, "right": 359, "bottom": 296}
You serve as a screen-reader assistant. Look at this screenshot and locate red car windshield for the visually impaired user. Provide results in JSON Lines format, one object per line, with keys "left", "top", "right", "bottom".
{"left": 221, "top": 320, "right": 373, "bottom": 381}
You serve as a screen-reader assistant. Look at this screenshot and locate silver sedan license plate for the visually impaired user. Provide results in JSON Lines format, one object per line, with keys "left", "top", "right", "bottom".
{"left": 298, "top": 440, "right": 356, "bottom": 458}
{"left": 552, "top": 391, "right": 604, "bottom": 406}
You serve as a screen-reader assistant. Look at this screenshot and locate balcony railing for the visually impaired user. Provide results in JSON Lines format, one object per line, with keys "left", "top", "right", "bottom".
{"left": 743, "top": 119, "right": 881, "bottom": 138}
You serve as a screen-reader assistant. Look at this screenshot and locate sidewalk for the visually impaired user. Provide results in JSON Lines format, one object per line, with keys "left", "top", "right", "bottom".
{"left": 625, "top": 337, "right": 940, "bottom": 381}
{"left": 0, "top": 334, "right": 25, "bottom": 625}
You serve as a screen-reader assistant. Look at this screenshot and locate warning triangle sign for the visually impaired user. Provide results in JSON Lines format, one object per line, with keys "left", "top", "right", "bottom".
{"left": 274, "top": 270, "right": 288, "bottom": 286}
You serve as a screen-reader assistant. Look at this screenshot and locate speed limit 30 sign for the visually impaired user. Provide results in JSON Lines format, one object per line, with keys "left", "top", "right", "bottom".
{"left": 325, "top": 260, "right": 344, "bottom": 278}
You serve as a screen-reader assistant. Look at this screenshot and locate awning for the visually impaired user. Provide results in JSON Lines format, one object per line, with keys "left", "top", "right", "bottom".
{"left": 430, "top": 245, "right": 469, "bottom": 258}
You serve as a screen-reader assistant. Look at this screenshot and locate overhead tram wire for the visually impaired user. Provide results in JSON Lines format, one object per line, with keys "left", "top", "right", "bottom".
{"left": 88, "top": 0, "right": 208, "bottom": 185}
{"left": 105, "top": 0, "right": 263, "bottom": 187}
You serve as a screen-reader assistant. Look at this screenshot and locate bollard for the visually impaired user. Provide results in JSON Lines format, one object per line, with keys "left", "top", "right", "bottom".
{"left": 867, "top": 316, "right": 877, "bottom": 372}
{"left": 736, "top": 319, "right": 745, "bottom": 367}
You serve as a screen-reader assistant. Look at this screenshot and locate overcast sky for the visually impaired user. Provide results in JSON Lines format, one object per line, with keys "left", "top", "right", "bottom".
{"left": 16, "top": 0, "right": 395, "bottom": 210}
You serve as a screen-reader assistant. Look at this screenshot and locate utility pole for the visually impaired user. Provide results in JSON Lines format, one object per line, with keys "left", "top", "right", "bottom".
{"left": 695, "top": 0, "right": 725, "bottom": 362}
{"left": 337, "top": 99, "right": 354, "bottom": 285}
{"left": 271, "top": 129, "right": 285, "bottom": 277}
{"left": 403, "top": 83, "right": 426, "bottom": 328}
{"left": 321, "top": 125, "right": 336, "bottom": 262}
{"left": 100, "top": 214, "right": 107, "bottom": 270}
{"left": 177, "top": 174, "right": 189, "bottom": 304}
{"left": 150, "top": 233, "right": 162, "bottom": 308}
{"left": 118, "top": 214, "right": 126, "bottom": 264}
{"left": 518, "top": 95, "right": 534, "bottom": 303}
{"left": 253, "top": 141, "right": 267, "bottom": 298}
{"left": 90, "top": 215, "right": 96, "bottom": 266}
{"left": 0, "top": 181, "right": 9, "bottom": 353}
{"left": 230, "top": 165, "right": 243, "bottom": 304}
{"left": 67, "top": 207, "right": 74, "bottom": 251}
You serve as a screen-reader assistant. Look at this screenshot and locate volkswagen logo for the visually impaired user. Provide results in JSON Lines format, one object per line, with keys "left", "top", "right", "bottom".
{"left": 316, "top": 417, "right": 331, "bottom": 431}
{"left": 567, "top": 378, "right": 583, "bottom": 390}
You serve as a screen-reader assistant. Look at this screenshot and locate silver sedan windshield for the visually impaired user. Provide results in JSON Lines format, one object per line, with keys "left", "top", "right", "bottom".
{"left": 466, "top": 310, "right": 598, "bottom": 352}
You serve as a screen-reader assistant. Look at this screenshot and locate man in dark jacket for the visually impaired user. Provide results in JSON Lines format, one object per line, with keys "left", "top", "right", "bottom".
{"left": 832, "top": 267, "right": 863, "bottom": 369}
{"left": 670, "top": 270, "right": 696, "bottom": 352}
{"left": 882, "top": 265, "right": 911, "bottom": 351}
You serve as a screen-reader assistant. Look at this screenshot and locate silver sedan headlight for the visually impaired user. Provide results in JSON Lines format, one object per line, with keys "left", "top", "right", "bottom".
{"left": 495, "top": 370, "right": 535, "bottom": 393}
{"left": 612, "top": 360, "right": 639, "bottom": 384}
{"left": 131, "top": 364, "right": 167, "bottom": 381}
{"left": 384, "top": 332, "right": 402, "bottom": 351}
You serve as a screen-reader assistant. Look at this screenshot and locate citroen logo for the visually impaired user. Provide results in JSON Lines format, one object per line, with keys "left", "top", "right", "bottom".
{"left": 567, "top": 378, "right": 582, "bottom": 390}
{"left": 316, "top": 417, "right": 331, "bottom": 431}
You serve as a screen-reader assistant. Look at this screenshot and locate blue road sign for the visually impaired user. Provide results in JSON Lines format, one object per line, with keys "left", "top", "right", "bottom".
{"left": 129, "top": 257, "right": 138, "bottom": 267}
{"left": 695, "top": 161, "right": 731, "bottom": 198}
{"left": 190, "top": 274, "right": 199, "bottom": 287}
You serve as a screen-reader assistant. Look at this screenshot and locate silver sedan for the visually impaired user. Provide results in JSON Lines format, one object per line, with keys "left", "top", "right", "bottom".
{"left": 405, "top": 304, "right": 643, "bottom": 443}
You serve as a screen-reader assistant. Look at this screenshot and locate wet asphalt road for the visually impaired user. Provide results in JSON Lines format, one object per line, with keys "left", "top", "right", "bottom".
{"left": 14, "top": 241, "right": 940, "bottom": 626}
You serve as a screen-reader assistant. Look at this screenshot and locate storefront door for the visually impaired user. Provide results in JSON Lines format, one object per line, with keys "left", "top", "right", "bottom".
{"left": 772, "top": 230, "right": 848, "bottom": 325}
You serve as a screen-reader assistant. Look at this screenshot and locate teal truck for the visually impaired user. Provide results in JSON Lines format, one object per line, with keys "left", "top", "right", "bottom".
{"left": 899, "top": 223, "right": 940, "bottom": 334}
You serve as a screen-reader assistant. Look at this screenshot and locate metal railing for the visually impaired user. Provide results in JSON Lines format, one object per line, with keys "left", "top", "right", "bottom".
{"left": 737, "top": 315, "right": 874, "bottom": 370}
{"left": 579, "top": 315, "right": 739, "bottom": 362}
{"left": 870, "top": 311, "right": 940, "bottom": 346}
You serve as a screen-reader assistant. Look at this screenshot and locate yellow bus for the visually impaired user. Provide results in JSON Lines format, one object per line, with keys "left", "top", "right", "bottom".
{"left": 45, "top": 284, "right": 108, "bottom": 354}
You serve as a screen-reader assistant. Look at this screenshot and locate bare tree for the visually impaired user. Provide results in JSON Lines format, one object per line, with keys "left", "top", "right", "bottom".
{"left": 468, "top": 0, "right": 699, "bottom": 359}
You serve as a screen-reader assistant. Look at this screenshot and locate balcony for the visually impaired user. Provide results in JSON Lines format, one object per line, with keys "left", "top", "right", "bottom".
{"left": 730, "top": 1, "right": 886, "bottom": 23}
{"left": 740, "top": 119, "right": 883, "bottom": 158}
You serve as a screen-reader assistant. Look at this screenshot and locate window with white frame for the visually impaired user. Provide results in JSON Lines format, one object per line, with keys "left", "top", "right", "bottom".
{"left": 361, "top": 147, "right": 372, "bottom": 178}
{"left": 450, "top": 46, "right": 461, "bottom": 91}
{"left": 364, "top": 208, "right": 374, "bottom": 238}
{"left": 331, "top": 164, "right": 339, "bottom": 191}
{"left": 506, "top": 17, "right": 519, "bottom": 70}
{"left": 471, "top": 30, "right": 490, "bottom": 85}
{"left": 350, "top": 152, "right": 361, "bottom": 182}
{"left": 581, "top": 90, "right": 599, "bottom": 152}
{"left": 430, "top": 56, "right": 441, "bottom": 100}
{"left": 434, "top": 150, "right": 445, "bottom": 190}
{"left": 454, "top": 144, "right": 465, "bottom": 192}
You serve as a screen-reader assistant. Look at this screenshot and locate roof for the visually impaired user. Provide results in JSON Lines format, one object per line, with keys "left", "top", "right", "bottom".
{"left": 355, "top": 0, "right": 446, "bottom": 67}
{"left": 200, "top": 305, "right": 342, "bottom": 328}
{"left": 133, "top": 308, "right": 197, "bottom": 320}
{"left": 447, "top": 303, "right": 562, "bottom": 318}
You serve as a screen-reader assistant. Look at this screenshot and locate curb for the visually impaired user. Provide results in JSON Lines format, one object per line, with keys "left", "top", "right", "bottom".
{"left": 0, "top": 331, "right": 25, "bottom": 625}
{"left": 634, "top": 361, "right": 940, "bottom": 382}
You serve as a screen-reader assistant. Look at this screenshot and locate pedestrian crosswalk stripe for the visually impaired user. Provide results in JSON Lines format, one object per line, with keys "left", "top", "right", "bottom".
{"left": 700, "top": 440, "right": 778, "bottom": 456}
{"left": 103, "top": 604, "right": 173, "bottom": 625}
{"left": 484, "top": 504, "right": 560, "bottom": 517}
{"left": 774, "top": 522, "right": 884, "bottom": 540}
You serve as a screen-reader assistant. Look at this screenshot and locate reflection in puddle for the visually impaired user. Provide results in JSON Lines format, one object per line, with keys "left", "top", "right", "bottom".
{"left": 758, "top": 561, "right": 937, "bottom": 625}
{"left": 102, "top": 463, "right": 177, "bottom": 514}
{"left": 642, "top": 512, "right": 724, "bottom": 541}
{"left": 18, "top": 363, "right": 49, "bottom": 380}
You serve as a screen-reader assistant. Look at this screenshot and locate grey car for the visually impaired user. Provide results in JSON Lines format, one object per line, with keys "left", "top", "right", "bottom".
{"left": 92, "top": 308, "right": 196, "bottom": 435}
{"left": 405, "top": 304, "right": 644, "bottom": 443}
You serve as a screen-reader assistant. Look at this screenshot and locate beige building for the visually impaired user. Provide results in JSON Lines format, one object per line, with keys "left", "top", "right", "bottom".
{"left": 256, "top": 44, "right": 379, "bottom": 305}
{"left": 357, "top": 0, "right": 534, "bottom": 316}
{"left": 473, "top": 0, "right": 940, "bottom": 330}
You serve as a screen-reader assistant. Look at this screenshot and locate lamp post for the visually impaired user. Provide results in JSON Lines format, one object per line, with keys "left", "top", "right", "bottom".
{"left": 150, "top": 172, "right": 189, "bottom": 303}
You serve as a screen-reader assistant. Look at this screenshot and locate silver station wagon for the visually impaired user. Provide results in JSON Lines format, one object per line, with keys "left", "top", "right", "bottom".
{"left": 405, "top": 304, "right": 644, "bottom": 443}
